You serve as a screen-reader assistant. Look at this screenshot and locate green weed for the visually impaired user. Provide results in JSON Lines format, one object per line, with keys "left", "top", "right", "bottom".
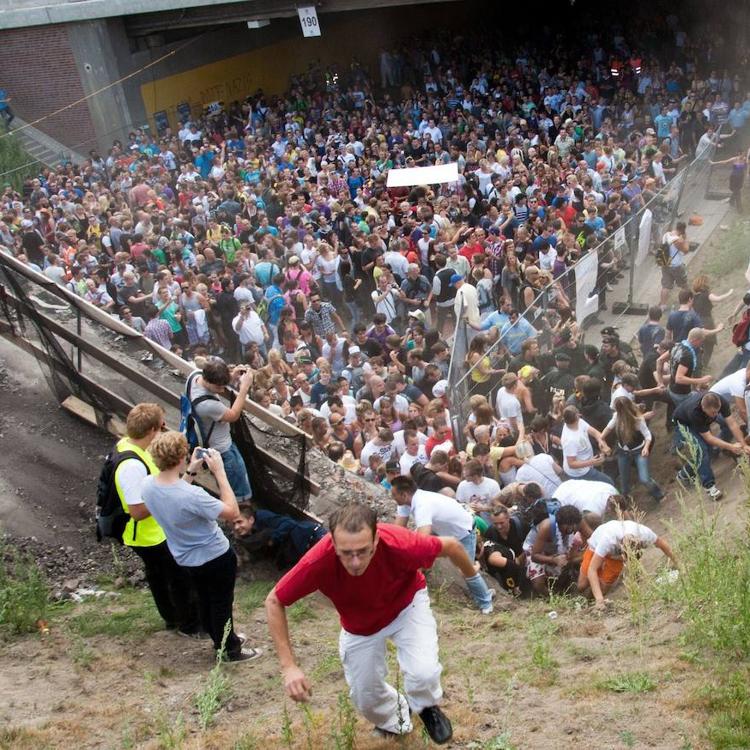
{"left": 194, "top": 620, "right": 232, "bottom": 730}
{"left": 527, "top": 616, "right": 558, "bottom": 678}
{"left": 236, "top": 579, "right": 275, "bottom": 613}
{"left": 66, "top": 590, "right": 162, "bottom": 638}
{"left": 70, "top": 633, "right": 97, "bottom": 670}
{"left": 700, "top": 670, "right": 750, "bottom": 750}
{"left": 619, "top": 730, "right": 636, "bottom": 747}
{"left": 600, "top": 671, "right": 657, "bottom": 693}
{"left": 328, "top": 692, "right": 357, "bottom": 750}
{"left": 311, "top": 648, "right": 341, "bottom": 679}
{"left": 152, "top": 711, "right": 187, "bottom": 750}
{"left": 0, "top": 538, "right": 48, "bottom": 636}
{"left": 287, "top": 600, "right": 316, "bottom": 623}
{"left": 232, "top": 733, "right": 259, "bottom": 750}
{"left": 281, "top": 702, "right": 294, "bottom": 749}
{"left": 481, "top": 731, "right": 517, "bottom": 749}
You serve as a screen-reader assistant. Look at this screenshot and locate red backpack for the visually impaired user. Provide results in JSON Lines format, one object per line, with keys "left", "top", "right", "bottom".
{"left": 732, "top": 309, "right": 750, "bottom": 347}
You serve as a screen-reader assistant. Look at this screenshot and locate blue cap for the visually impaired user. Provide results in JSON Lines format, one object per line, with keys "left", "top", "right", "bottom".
{"left": 449, "top": 273, "right": 463, "bottom": 286}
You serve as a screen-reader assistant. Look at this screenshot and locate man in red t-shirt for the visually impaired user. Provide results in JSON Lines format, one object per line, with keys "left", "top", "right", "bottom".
{"left": 265, "top": 503, "right": 479, "bottom": 744}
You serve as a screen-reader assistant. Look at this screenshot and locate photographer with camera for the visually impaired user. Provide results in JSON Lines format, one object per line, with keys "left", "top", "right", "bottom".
{"left": 142, "top": 432, "right": 261, "bottom": 663}
{"left": 185, "top": 358, "right": 254, "bottom": 502}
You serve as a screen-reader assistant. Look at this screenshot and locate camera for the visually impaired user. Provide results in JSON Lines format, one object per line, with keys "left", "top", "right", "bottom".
{"left": 196, "top": 448, "right": 209, "bottom": 459}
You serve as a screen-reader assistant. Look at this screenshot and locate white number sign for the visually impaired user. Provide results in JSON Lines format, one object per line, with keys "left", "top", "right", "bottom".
{"left": 297, "top": 6, "right": 321, "bottom": 37}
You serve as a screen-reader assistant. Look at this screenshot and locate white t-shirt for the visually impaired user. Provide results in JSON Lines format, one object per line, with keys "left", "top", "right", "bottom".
{"left": 396, "top": 489, "right": 473, "bottom": 538}
{"left": 117, "top": 458, "right": 148, "bottom": 509}
{"left": 399, "top": 447, "right": 429, "bottom": 475}
{"left": 232, "top": 311, "right": 265, "bottom": 346}
{"left": 610, "top": 385, "right": 635, "bottom": 408}
{"left": 561, "top": 418, "right": 594, "bottom": 477}
{"left": 360, "top": 439, "right": 394, "bottom": 468}
{"left": 515, "top": 454, "right": 561, "bottom": 497}
{"left": 710, "top": 367, "right": 747, "bottom": 401}
{"left": 374, "top": 394, "right": 409, "bottom": 415}
{"left": 392, "top": 428, "right": 428, "bottom": 458}
{"left": 587, "top": 520, "right": 657, "bottom": 558}
{"left": 553, "top": 480, "right": 616, "bottom": 517}
{"left": 496, "top": 387, "right": 523, "bottom": 423}
{"left": 455, "top": 476, "right": 501, "bottom": 506}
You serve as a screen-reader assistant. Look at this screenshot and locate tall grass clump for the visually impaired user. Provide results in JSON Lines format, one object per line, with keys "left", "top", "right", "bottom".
{"left": 0, "top": 537, "right": 48, "bottom": 635}
{"left": 660, "top": 446, "right": 750, "bottom": 748}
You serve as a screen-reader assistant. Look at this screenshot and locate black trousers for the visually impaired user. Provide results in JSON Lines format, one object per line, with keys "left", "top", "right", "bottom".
{"left": 132, "top": 541, "right": 200, "bottom": 632}
{"left": 186, "top": 547, "right": 242, "bottom": 658}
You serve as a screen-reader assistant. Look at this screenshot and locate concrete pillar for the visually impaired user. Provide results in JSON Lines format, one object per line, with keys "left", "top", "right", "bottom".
{"left": 66, "top": 19, "right": 145, "bottom": 154}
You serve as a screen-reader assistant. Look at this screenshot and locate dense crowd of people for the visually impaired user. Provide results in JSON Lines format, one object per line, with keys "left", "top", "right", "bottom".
{"left": 6, "top": 10, "right": 750, "bottom": 633}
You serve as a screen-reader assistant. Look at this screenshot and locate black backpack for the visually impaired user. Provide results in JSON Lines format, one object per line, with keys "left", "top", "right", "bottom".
{"left": 95, "top": 448, "right": 150, "bottom": 543}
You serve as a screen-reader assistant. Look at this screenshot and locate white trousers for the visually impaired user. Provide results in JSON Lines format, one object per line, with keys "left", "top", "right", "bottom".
{"left": 338, "top": 588, "right": 442, "bottom": 734}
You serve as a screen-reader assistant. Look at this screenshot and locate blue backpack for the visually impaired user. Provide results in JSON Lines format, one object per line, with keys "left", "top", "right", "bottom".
{"left": 180, "top": 371, "right": 219, "bottom": 450}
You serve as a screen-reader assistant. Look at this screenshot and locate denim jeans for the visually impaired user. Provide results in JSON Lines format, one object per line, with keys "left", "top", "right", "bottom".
{"left": 458, "top": 530, "right": 493, "bottom": 610}
{"left": 616, "top": 448, "right": 663, "bottom": 499}
{"left": 221, "top": 443, "right": 252, "bottom": 500}
{"left": 675, "top": 424, "right": 715, "bottom": 488}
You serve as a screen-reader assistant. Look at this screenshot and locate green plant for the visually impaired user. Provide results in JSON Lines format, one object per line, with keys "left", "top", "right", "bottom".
{"left": 482, "top": 732, "right": 517, "bottom": 750}
{"left": 600, "top": 672, "right": 656, "bottom": 694}
{"left": 699, "top": 670, "right": 750, "bottom": 750}
{"left": 287, "top": 600, "right": 316, "bottom": 623}
{"left": 236, "top": 579, "right": 275, "bottom": 613}
{"left": 329, "top": 692, "right": 357, "bottom": 750}
{"left": 619, "top": 730, "right": 636, "bottom": 747}
{"left": 0, "top": 538, "right": 48, "bottom": 635}
{"left": 527, "top": 617, "right": 558, "bottom": 675}
{"left": 299, "top": 703, "right": 315, "bottom": 750}
{"left": 232, "top": 733, "right": 259, "bottom": 750}
{"left": 194, "top": 620, "right": 232, "bottom": 730}
{"left": 70, "top": 633, "right": 97, "bottom": 670}
{"left": 66, "top": 590, "right": 162, "bottom": 638}
{"left": 281, "top": 702, "right": 294, "bottom": 749}
{"left": 153, "top": 711, "right": 187, "bottom": 750}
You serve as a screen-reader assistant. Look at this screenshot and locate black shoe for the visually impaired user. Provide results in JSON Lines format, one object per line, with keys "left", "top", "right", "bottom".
{"left": 418, "top": 706, "right": 452, "bottom": 744}
{"left": 225, "top": 647, "right": 262, "bottom": 663}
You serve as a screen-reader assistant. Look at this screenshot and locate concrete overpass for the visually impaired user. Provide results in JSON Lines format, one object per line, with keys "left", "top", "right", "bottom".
{"left": 0, "top": 0, "right": 458, "bottom": 155}
{"left": 1, "top": 0, "right": 454, "bottom": 31}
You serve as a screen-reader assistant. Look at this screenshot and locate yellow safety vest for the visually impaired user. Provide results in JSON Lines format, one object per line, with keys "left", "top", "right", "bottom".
{"left": 113, "top": 437, "right": 166, "bottom": 548}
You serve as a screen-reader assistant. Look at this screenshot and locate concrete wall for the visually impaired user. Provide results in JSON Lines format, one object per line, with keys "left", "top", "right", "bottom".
{"left": 0, "top": 23, "right": 97, "bottom": 150}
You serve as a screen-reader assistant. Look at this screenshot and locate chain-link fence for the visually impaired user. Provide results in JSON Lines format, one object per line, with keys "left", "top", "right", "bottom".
{"left": 446, "top": 130, "right": 724, "bottom": 448}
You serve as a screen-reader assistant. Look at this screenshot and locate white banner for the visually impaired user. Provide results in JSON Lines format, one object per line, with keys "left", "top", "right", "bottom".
{"left": 614, "top": 226, "right": 626, "bottom": 254}
{"left": 575, "top": 249, "right": 599, "bottom": 323}
{"left": 297, "top": 6, "right": 321, "bottom": 37}
{"left": 386, "top": 162, "right": 459, "bottom": 188}
{"left": 636, "top": 208, "right": 653, "bottom": 267}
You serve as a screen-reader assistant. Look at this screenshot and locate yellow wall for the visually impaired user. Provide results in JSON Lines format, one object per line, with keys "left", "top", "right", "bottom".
{"left": 140, "top": 5, "right": 455, "bottom": 129}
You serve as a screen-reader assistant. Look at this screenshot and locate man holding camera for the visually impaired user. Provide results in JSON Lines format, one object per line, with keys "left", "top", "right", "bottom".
{"left": 185, "top": 358, "right": 254, "bottom": 501}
